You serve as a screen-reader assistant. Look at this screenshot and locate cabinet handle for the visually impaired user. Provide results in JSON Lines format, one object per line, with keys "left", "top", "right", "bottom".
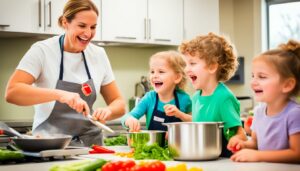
{"left": 148, "top": 19, "right": 151, "bottom": 39}
{"left": 0, "top": 25, "right": 10, "bottom": 27}
{"left": 48, "top": 1, "right": 52, "bottom": 27}
{"left": 144, "top": 18, "right": 147, "bottom": 40}
{"left": 115, "top": 36, "right": 137, "bottom": 40}
{"left": 154, "top": 39, "right": 171, "bottom": 42}
{"left": 38, "top": 0, "right": 41, "bottom": 27}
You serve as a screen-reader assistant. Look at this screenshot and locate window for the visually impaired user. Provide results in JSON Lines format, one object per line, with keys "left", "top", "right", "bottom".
{"left": 267, "top": 0, "right": 300, "bottom": 49}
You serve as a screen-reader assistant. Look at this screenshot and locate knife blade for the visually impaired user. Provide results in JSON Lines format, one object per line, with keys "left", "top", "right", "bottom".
{"left": 87, "top": 115, "right": 115, "bottom": 134}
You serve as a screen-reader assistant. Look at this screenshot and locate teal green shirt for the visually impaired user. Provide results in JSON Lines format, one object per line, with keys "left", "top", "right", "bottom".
{"left": 121, "top": 89, "right": 192, "bottom": 129}
{"left": 192, "top": 82, "right": 242, "bottom": 132}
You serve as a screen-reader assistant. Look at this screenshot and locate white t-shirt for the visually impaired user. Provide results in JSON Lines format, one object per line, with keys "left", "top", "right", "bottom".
{"left": 17, "top": 35, "right": 115, "bottom": 131}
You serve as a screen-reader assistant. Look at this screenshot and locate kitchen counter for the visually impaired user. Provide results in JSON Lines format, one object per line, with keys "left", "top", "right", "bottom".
{"left": 1, "top": 145, "right": 299, "bottom": 171}
{"left": 1, "top": 155, "right": 299, "bottom": 171}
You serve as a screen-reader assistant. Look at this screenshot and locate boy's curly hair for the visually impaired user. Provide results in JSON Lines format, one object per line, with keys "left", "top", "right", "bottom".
{"left": 179, "top": 32, "right": 238, "bottom": 82}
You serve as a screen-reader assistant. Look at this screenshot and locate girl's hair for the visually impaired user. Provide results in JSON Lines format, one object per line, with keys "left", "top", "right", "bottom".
{"left": 178, "top": 32, "right": 238, "bottom": 82}
{"left": 255, "top": 39, "right": 300, "bottom": 97}
{"left": 150, "top": 51, "right": 187, "bottom": 90}
{"left": 58, "top": 0, "right": 99, "bottom": 28}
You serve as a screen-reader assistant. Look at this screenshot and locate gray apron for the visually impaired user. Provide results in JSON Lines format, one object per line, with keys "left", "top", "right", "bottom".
{"left": 34, "top": 35, "right": 102, "bottom": 146}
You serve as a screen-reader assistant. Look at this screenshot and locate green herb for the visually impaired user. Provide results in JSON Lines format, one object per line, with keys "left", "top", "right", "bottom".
{"left": 104, "top": 135, "right": 127, "bottom": 146}
{"left": 133, "top": 143, "right": 173, "bottom": 161}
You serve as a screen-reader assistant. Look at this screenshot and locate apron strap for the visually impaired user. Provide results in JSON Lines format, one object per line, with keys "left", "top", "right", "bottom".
{"left": 58, "top": 35, "right": 92, "bottom": 80}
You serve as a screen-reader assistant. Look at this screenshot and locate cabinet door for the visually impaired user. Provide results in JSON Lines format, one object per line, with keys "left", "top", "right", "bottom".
{"left": 184, "top": 0, "right": 219, "bottom": 40}
{"left": 91, "top": 0, "right": 101, "bottom": 41}
{"left": 0, "top": 0, "right": 44, "bottom": 33}
{"left": 148, "top": 0, "right": 183, "bottom": 45}
{"left": 101, "top": 0, "right": 147, "bottom": 43}
{"left": 44, "top": 0, "right": 66, "bottom": 35}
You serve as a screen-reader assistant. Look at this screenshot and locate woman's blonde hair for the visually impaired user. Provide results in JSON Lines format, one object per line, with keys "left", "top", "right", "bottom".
{"left": 254, "top": 39, "right": 300, "bottom": 97}
{"left": 58, "top": 0, "right": 98, "bottom": 28}
{"left": 179, "top": 32, "right": 238, "bottom": 82}
{"left": 150, "top": 51, "right": 187, "bottom": 90}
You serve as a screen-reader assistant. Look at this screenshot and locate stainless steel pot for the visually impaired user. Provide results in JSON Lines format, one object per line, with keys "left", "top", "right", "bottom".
{"left": 163, "top": 122, "right": 223, "bottom": 161}
{"left": 127, "top": 130, "right": 166, "bottom": 148}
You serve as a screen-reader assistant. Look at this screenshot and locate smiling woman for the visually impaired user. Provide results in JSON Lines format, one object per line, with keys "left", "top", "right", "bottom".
{"left": 4, "top": 0, "right": 126, "bottom": 147}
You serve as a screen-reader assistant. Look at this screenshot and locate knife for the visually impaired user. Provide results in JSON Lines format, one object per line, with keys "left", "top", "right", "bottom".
{"left": 87, "top": 115, "right": 115, "bottom": 134}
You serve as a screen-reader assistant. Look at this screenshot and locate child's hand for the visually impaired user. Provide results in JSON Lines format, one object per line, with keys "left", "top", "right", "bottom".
{"left": 164, "top": 104, "right": 179, "bottom": 117}
{"left": 227, "top": 136, "right": 245, "bottom": 153}
{"left": 230, "top": 149, "right": 259, "bottom": 162}
{"left": 125, "top": 116, "right": 140, "bottom": 132}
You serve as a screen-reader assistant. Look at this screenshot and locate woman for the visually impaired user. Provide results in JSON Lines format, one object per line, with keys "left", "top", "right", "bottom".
{"left": 5, "top": 0, "right": 125, "bottom": 146}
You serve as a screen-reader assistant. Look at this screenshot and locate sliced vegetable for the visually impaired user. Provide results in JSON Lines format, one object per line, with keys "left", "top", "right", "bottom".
{"left": 0, "top": 149, "right": 24, "bottom": 162}
{"left": 49, "top": 159, "right": 107, "bottom": 171}
{"left": 89, "top": 145, "right": 115, "bottom": 154}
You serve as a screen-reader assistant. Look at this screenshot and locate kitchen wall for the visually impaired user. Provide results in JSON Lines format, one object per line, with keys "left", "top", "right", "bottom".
{"left": 0, "top": 0, "right": 264, "bottom": 121}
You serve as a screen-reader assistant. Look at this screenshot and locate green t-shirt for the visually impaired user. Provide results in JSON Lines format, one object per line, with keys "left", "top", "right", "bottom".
{"left": 192, "top": 82, "right": 242, "bottom": 137}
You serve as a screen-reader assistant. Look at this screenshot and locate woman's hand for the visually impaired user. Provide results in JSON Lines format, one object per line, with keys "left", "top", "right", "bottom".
{"left": 164, "top": 104, "right": 179, "bottom": 117}
{"left": 57, "top": 90, "right": 90, "bottom": 115}
{"left": 125, "top": 116, "right": 140, "bottom": 132}
{"left": 92, "top": 107, "right": 112, "bottom": 123}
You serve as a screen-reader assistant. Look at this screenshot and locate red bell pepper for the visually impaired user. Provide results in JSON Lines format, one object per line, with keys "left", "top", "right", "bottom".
{"left": 89, "top": 145, "right": 115, "bottom": 154}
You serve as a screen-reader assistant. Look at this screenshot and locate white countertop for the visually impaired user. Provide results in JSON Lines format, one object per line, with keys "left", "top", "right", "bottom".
{"left": 1, "top": 146, "right": 299, "bottom": 171}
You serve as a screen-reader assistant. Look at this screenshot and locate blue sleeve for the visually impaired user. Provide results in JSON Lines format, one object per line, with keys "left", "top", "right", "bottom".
{"left": 121, "top": 92, "right": 152, "bottom": 128}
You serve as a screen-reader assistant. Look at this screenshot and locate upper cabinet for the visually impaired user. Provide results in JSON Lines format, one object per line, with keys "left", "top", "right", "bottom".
{"left": 183, "top": 0, "right": 219, "bottom": 41}
{"left": 0, "top": 0, "right": 66, "bottom": 35}
{"left": 101, "top": 0, "right": 183, "bottom": 45}
{"left": 43, "top": 0, "right": 67, "bottom": 35}
{"left": 0, "top": 0, "right": 44, "bottom": 33}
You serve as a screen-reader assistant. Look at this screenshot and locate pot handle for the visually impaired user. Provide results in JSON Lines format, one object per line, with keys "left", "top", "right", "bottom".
{"left": 217, "top": 122, "right": 224, "bottom": 128}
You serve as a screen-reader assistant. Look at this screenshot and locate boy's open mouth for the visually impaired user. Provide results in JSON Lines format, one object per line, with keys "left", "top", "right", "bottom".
{"left": 190, "top": 76, "right": 197, "bottom": 82}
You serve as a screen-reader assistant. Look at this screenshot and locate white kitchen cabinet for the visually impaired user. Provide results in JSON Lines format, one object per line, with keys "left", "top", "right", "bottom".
{"left": 0, "top": 0, "right": 44, "bottom": 33}
{"left": 101, "top": 0, "right": 183, "bottom": 45}
{"left": 183, "top": 0, "right": 219, "bottom": 41}
{"left": 0, "top": 0, "right": 66, "bottom": 35}
{"left": 44, "top": 0, "right": 67, "bottom": 35}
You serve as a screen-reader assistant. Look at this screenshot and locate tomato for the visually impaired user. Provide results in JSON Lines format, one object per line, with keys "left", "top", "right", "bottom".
{"left": 245, "top": 116, "right": 253, "bottom": 127}
{"left": 102, "top": 162, "right": 116, "bottom": 171}
{"left": 121, "top": 160, "right": 136, "bottom": 169}
{"left": 130, "top": 165, "right": 143, "bottom": 171}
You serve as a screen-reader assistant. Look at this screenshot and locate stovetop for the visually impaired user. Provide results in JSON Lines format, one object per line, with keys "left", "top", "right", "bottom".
{"left": 0, "top": 146, "right": 89, "bottom": 165}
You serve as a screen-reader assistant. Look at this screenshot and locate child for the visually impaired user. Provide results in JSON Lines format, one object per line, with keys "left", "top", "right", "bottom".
{"left": 121, "top": 51, "right": 192, "bottom": 131}
{"left": 179, "top": 32, "right": 247, "bottom": 157}
{"left": 231, "top": 40, "right": 300, "bottom": 163}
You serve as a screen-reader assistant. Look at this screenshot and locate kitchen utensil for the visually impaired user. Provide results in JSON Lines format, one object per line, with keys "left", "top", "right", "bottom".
{"left": 1, "top": 121, "right": 72, "bottom": 152}
{"left": 163, "top": 122, "right": 223, "bottom": 161}
{"left": 0, "top": 121, "right": 33, "bottom": 138}
{"left": 11, "top": 134, "right": 72, "bottom": 152}
{"left": 127, "top": 130, "right": 166, "bottom": 148}
{"left": 87, "top": 115, "right": 115, "bottom": 134}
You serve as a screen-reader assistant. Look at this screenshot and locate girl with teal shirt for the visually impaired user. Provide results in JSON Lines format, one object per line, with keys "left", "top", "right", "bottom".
{"left": 121, "top": 51, "right": 192, "bottom": 131}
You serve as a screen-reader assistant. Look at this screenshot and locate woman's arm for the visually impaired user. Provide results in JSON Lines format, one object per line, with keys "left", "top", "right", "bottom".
{"left": 100, "top": 81, "right": 126, "bottom": 120}
{"left": 5, "top": 70, "right": 90, "bottom": 114}
{"left": 5, "top": 70, "right": 61, "bottom": 105}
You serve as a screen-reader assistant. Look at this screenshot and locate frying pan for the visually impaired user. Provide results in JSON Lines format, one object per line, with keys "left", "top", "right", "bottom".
{"left": 0, "top": 121, "right": 72, "bottom": 152}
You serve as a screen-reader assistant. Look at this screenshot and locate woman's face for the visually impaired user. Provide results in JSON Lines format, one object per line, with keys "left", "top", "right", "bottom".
{"left": 63, "top": 10, "right": 97, "bottom": 53}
